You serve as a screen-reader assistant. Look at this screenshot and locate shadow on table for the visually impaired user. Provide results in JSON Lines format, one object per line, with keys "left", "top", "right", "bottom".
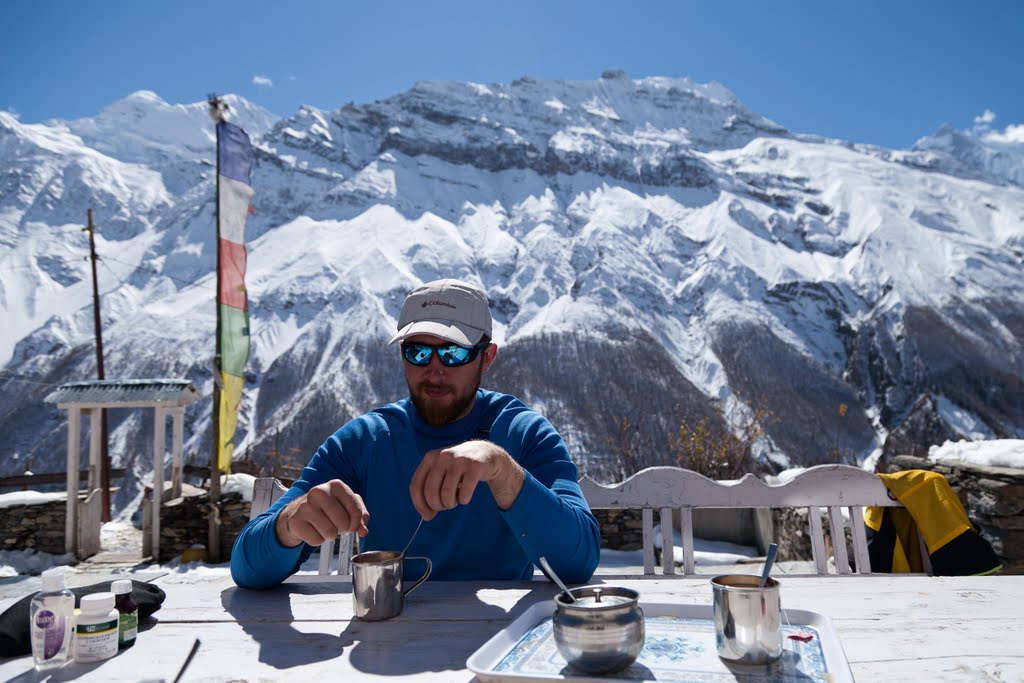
{"left": 3, "top": 659, "right": 114, "bottom": 682}
{"left": 221, "top": 582, "right": 544, "bottom": 675}
{"left": 337, "top": 588, "right": 541, "bottom": 677}
{"left": 221, "top": 582, "right": 352, "bottom": 669}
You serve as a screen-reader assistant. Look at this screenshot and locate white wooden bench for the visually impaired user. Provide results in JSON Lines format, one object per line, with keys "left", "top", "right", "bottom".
{"left": 249, "top": 477, "right": 356, "bottom": 582}
{"left": 580, "top": 464, "right": 929, "bottom": 576}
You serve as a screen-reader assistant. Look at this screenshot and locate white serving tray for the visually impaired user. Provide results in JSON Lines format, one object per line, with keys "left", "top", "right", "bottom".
{"left": 467, "top": 601, "right": 853, "bottom": 683}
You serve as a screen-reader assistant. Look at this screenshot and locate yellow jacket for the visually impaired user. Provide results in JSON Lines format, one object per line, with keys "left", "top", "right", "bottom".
{"left": 864, "top": 469, "right": 995, "bottom": 574}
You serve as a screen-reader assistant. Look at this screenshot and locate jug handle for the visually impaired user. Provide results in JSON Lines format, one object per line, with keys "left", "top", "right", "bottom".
{"left": 403, "top": 556, "right": 432, "bottom": 596}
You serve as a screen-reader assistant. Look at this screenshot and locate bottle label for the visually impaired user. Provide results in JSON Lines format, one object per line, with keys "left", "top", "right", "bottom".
{"left": 78, "top": 619, "right": 118, "bottom": 635}
{"left": 119, "top": 611, "right": 139, "bottom": 645}
{"left": 75, "top": 618, "right": 119, "bottom": 662}
{"left": 34, "top": 610, "right": 65, "bottom": 659}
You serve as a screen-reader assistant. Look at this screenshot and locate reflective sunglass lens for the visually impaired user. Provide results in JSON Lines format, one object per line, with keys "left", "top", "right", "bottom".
{"left": 437, "top": 346, "right": 472, "bottom": 365}
{"left": 403, "top": 344, "right": 433, "bottom": 365}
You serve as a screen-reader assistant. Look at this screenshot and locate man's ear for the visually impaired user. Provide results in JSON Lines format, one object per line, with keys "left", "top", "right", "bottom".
{"left": 481, "top": 343, "right": 498, "bottom": 370}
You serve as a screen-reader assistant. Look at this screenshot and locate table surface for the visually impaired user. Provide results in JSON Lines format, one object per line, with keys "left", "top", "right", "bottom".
{"left": 0, "top": 570, "right": 1021, "bottom": 682}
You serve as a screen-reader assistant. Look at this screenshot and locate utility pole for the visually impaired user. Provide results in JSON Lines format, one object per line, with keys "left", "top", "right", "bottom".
{"left": 84, "top": 208, "right": 111, "bottom": 522}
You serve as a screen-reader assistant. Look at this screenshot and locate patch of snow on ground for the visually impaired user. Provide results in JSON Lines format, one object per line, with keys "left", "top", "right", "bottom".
{"left": 652, "top": 525, "right": 759, "bottom": 566}
{"left": 221, "top": 473, "right": 255, "bottom": 502}
{"left": 0, "top": 491, "right": 66, "bottom": 508}
{"left": 0, "top": 550, "right": 75, "bottom": 578}
{"left": 929, "top": 439, "right": 1024, "bottom": 468}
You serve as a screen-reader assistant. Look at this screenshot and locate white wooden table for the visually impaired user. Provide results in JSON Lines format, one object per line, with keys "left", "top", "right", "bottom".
{"left": 0, "top": 571, "right": 1020, "bottom": 681}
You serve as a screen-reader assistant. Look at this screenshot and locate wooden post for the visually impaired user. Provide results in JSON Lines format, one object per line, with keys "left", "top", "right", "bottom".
{"left": 65, "top": 408, "right": 80, "bottom": 556}
{"left": 171, "top": 406, "right": 184, "bottom": 498}
{"left": 84, "top": 209, "right": 111, "bottom": 522}
{"left": 88, "top": 408, "right": 102, "bottom": 491}
{"left": 153, "top": 406, "right": 167, "bottom": 562}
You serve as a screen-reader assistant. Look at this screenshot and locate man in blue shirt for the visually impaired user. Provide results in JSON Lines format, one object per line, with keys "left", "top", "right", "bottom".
{"left": 231, "top": 278, "right": 601, "bottom": 589}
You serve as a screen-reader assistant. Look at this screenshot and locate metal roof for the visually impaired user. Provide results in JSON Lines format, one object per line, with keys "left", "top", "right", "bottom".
{"left": 43, "top": 379, "right": 201, "bottom": 408}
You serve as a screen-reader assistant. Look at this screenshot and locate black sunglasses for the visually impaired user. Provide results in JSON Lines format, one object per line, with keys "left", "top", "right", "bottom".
{"left": 401, "top": 341, "right": 487, "bottom": 367}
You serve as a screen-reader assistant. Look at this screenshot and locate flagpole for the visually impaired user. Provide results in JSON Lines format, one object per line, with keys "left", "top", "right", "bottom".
{"left": 208, "top": 95, "right": 225, "bottom": 563}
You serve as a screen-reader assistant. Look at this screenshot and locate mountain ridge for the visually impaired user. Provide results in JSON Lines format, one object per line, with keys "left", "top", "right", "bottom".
{"left": 1, "top": 74, "right": 1021, "bottom": 518}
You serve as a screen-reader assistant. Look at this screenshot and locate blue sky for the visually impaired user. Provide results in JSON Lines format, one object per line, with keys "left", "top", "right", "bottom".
{"left": 3, "top": 0, "right": 1022, "bottom": 149}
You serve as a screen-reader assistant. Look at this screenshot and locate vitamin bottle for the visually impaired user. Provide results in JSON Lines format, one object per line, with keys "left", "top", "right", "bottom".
{"left": 111, "top": 579, "right": 138, "bottom": 648}
{"left": 74, "top": 592, "right": 119, "bottom": 663}
{"left": 30, "top": 566, "right": 74, "bottom": 671}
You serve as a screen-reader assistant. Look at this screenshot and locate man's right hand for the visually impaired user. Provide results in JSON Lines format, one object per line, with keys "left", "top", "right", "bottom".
{"left": 275, "top": 479, "right": 370, "bottom": 548}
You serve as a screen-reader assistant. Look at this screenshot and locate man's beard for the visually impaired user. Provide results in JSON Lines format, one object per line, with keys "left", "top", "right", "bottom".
{"left": 408, "top": 365, "right": 483, "bottom": 426}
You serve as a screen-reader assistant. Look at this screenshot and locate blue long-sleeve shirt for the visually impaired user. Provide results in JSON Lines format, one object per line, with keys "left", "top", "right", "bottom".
{"left": 231, "top": 389, "right": 601, "bottom": 589}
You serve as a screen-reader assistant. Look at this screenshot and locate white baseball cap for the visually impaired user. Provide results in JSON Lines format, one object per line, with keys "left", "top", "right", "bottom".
{"left": 389, "top": 279, "right": 492, "bottom": 346}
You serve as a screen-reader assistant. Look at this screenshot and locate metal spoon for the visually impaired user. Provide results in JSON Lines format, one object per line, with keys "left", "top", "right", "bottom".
{"left": 538, "top": 555, "right": 576, "bottom": 602}
{"left": 759, "top": 543, "right": 779, "bottom": 587}
{"left": 401, "top": 517, "right": 424, "bottom": 557}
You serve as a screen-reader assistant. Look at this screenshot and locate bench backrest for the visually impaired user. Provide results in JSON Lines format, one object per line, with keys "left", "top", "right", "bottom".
{"left": 249, "top": 477, "right": 355, "bottom": 582}
{"left": 579, "top": 464, "right": 926, "bottom": 576}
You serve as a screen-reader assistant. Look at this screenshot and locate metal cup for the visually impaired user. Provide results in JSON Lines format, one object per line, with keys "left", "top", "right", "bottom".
{"left": 351, "top": 550, "right": 432, "bottom": 621}
{"left": 711, "top": 574, "right": 782, "bottom": 664}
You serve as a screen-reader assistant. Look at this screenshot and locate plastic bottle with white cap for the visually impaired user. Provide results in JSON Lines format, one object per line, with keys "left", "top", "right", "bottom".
{"left": 30, "top": 566, "right": 74, "bottom": 670}
{"left": 74, "top": 592, "right": 119, "bottom": 663}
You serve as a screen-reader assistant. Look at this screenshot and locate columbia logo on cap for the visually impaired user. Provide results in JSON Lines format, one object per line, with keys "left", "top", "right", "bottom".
{"left": 421, "top": 300, "right": 456, "bottom": 310}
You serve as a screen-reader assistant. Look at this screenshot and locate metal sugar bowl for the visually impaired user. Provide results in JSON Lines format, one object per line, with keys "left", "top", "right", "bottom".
{"left": 552, "top": 586, "right": 645, "bottom": 675}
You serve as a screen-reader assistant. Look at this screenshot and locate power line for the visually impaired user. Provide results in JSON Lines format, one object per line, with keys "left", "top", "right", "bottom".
{"left": 0, "top": 371, "right": 64, "bottom": 389}
{"left": 98, "top": 254, "right": 212, "bottom": 288}
{"left": 2, "top": 253, "right": 211, "bottom": 288}
{"left": 22, "top": 224, "right": 88, "bottom": 234}
{"left": 4, "top": 260, "right": 88, "bottom": 272}
{"left": 98, "top": 258, "right": 132, "bottom": 291}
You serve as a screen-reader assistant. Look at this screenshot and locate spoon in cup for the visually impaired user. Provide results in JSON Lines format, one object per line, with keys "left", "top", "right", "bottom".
{"left": 401, "top": 517, "right": 424, "bottom": 557}
{"left": 760, "top": 543, "right": 779, "bottom": 588}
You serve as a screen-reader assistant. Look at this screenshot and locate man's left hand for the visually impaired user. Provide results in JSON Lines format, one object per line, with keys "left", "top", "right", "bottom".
{"left": 410, "top": 440, "right": 525, "bottom": 520}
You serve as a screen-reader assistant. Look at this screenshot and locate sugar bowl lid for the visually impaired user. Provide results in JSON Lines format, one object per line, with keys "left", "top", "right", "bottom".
{"left": 555, "top": 585, "right": 640, "bottom": 609}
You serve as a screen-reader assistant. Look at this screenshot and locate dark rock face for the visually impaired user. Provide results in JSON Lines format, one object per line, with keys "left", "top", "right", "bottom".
{"left": 713, "top": 322, "right": 876, "bottom": 465}
{"left": 881, "top": 395, "right": 960, "bottom": 462}
{"left": 487, "top": 330, "right": 729, "bottom": 478}
{"left": 901, "top": 306, "right": 1023, "bottom": 437}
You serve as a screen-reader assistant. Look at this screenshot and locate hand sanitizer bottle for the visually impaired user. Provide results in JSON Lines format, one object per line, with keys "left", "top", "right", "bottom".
{"left": 30, "top": 566, "right": 75, "bottom": 671}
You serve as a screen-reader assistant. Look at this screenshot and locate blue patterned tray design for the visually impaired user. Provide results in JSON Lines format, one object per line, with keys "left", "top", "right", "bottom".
{"left": 493, "top": 615, "right": 830, "bottom": 682}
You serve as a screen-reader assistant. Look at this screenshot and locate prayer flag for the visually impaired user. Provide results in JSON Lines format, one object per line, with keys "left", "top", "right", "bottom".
{"left": 216, "top": 121, "right": 253, "bottom": 473}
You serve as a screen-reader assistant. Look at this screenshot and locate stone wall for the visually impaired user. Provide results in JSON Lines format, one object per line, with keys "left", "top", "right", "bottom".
{"left": 593, "top": 508, "right": 644, "bottom": 550}
{"left": 156, "top": 486, "right": 251, "bottom": 564}
{"left": 771, "top": 507, "right": 813, "bottom": 561}
{"left": 0, "top": 489, "right": 252, "bottom": 564}
{"left": 882, "top": 455, "right": 1023, "bottom": 574}
{"left": 0, "top": 497, "right": 67, "bottom": 554}
{"left": 593, "top": 507, "right": 770, "bottom": 553}
{"left": 11, "top": 457, "right": 1017, "bottom": 573}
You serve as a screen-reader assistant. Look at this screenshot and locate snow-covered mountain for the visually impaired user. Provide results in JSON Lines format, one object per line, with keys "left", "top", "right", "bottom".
{"left": 2, "top": 74, "right": 1022, "bottom": 517}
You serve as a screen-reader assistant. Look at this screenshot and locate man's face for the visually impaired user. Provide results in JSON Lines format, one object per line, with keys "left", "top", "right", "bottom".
{"left": 403, "top": 334, "right": 496, "bottom": 426}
